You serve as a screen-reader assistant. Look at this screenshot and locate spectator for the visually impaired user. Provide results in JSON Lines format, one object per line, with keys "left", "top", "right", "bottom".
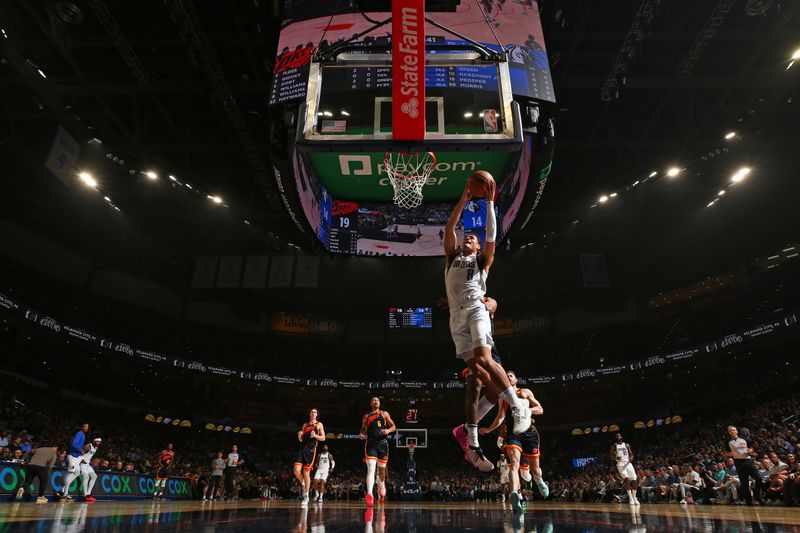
{"left": 0, "top": 431, "right": 9, "bottom": 447}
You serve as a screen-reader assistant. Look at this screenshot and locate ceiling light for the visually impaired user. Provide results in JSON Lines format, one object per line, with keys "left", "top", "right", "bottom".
{"left": 783, "top": 247, "right": 795, "bottom": 252}
{"left": 609, "top": 192, "right": 617, "bottom": 197}
{"left": 210, "top": 195, "right": 222, "bottom": 204}
{"left": 731, "top": 167, "right": 751, "bottom": 183}
{"left": 323, "top": 111, "right": 333, "bottom": 117}
{"left": 648, "top": 171, "right": 657, "bottom": 177}
{"left": 78, "top": 172, "right": 97, "bottom": 188}
{"left": 464, "top": 112, "right": 473, "bottom": 118}
{"left": 185, "top": 183, "right": 192, "bottom": 189}
{"left": 633, "top": 180, "right": 640, "bottom": 186}
{"left": 37, "top": 69, "right": 47, "bottom": 79}
{"left": 717, "top": 190, "right": 726, "bottom": 196}
{"left": 724, "top": 131, "right": 736, "bottom": 140}
{"left": 145, "top": 171, "right": 158, "bottom": 180}
{"left": 103, "top": 196, "right": 111, "bottom": 202}
{"left": 792, "top": 48, "right": 800, "bottom": 61}
{"left": 243, "top": 220, "right": 251, "bottom": 225}
{"left": 787, "top": 253, "right": 799, "bottom": 259}
{"left": 768, "top": 255, "right": 780, "bottom": 260}
{"left": 1, "top": 28, "right": 8, "bottom": 39}
{"left": 707, "top": 200, "right": 716, "bottom": 207}
{"left": 169, "top": 175, "right": 177, "bottom": 181}
{"left": 340, "top": 110, "right": 350, "bottom": 116}
{"left": 114, "top": 206, "right": 121, "bottom": 211}
{"left": 666, "top": 167, "right": 680, "bottom": 177}
{"left": 598, "top": 195, "right": 609, "bottom": 203}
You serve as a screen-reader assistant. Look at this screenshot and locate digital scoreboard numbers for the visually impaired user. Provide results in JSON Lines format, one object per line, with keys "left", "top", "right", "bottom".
{"left": 405, "top": 407, "right": 420, "bottom": 424}
{"left": 329, "top": 201, "right": 358, "bottom": 254}
{"left": 388, "top": 307, "right": 433, "bottom": 329}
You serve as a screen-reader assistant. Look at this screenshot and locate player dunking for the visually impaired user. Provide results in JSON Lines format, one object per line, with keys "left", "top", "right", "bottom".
{"left": 483, "top": 371, "right": 547, "bottom": 513}
{"left": 444, "top": 179, "right": 531, "bottom": 472}
{"left": 359, "top": 396, "right": 396, "bottom": 507}
{"left": 611, "top": 433, "right": 640, "bottom": 506}
{"left": 153, "top": 443, "right": 175, "bottom": 499}
{"left": 294, "top": 408, "right": 325, "bottom": 506}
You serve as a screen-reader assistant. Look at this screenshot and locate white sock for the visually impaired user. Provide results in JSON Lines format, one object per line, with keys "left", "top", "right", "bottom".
{"left": 501, "top": 387, "right": 524, "bottom": 409}
{"left": 476, "top": 396, "right": 495, "bottom": 422}
{"left": 627, "top": 489, "right": 633, "bottom": 501}
{"left": 466, "top": 423, "right": 480, "bottom": 447}
{"left": 366, "top": 461, "right": 376, "bottom": 496}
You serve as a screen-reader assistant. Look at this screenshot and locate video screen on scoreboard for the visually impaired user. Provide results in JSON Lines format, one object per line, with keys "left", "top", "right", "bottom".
{"left": 270, "top": 1, "right": 553, "bottom": 105}
{"left": 291, "top": 135, "right": 532, "bottom": 257}
{"left": 388, "top": 307, "right": 433, "bottom": 329}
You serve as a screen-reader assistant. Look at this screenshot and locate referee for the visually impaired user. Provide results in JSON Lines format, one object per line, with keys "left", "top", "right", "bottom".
{"left": 726, "top": 425, "right": 764, "bottom": 505}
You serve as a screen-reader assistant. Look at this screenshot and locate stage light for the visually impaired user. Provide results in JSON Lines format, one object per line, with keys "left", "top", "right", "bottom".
{"left": 648, "top": 171, "right": 657, "bottom": 177}
{"left": 78, "top": 172, "right": 97, "bottom": 188}
{"left": 463, "top": 112, "right": 473, "bottom": 118}
{"left": 598, "top": 195, "right": 609, "bottom": 203}
{"left": 717, "top": 190, "right": 726, "bottom": 196}
{"left": 724, "top": 131, "right": 736, "bottom": 140}
{"left": 145, "top": 171, "right": 158, "bottom": 180}
{"left": 731, "top": 167, "right": 751, "bottom": 183}
{"left": 666, "top": 167, "right": 681, "bottom": 177}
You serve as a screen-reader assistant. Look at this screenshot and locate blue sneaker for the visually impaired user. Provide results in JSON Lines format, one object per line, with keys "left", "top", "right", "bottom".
{"left": 510, "top": 492, "right": 523, "bottom": 513}
{"left": 536, "top": 478, "right": 549, "bottom": 499}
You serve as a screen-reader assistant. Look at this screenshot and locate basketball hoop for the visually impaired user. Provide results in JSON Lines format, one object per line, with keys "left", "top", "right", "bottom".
{"left": 407, "top": 441, "right": 417, "bottom": 456}
{"left": 383, "top": 151, "right": 436, "bottom": 209}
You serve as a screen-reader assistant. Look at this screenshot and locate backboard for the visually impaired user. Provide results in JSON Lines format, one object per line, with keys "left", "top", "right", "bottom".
{"left": 396, "top": 428, "right": 428, "bottom": 448}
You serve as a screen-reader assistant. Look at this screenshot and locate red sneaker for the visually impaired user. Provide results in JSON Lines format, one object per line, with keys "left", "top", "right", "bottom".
{"left": 452, "top": 424, "right": 469, "bottom": 456}
{"left": 365, "top": 493, "right": 374, "bottom": 507}
{"left": 377, "top": 498, "right": 385, "bottom": 504}
{"left": 84, "top": 496, "right": 96, "bottom": 502}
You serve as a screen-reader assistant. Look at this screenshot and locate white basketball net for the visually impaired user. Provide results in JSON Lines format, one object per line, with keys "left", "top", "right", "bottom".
{"left": 383, "top": 152, "right": 436, "bottom": 209}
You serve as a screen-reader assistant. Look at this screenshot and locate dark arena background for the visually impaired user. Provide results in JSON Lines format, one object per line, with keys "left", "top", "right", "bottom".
{"left": 1, "top": 0, "right": 800, "bottom": 531}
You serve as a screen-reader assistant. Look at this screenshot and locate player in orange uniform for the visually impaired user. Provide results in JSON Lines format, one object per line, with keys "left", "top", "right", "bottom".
{"left": 360, "top": 397, "right": 396, "bottom": 506}
{"left": 153, "top": 443, "right": 175, "bottom": 499}
{"left": 293, "top": 408, "right": 325, "bottom": 506}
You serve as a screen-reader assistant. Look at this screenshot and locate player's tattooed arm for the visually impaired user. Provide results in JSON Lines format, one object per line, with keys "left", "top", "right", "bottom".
{"left": 380, "top": 411, "right": 397, "bottom": 436}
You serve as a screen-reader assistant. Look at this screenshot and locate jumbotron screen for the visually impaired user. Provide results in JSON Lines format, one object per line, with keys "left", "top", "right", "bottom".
{"left": 388, "top": 307, "right": 433, "bottom": 329}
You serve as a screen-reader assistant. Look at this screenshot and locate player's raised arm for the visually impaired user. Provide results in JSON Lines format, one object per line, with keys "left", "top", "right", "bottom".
{"left": 520, "top": 389, "right": 543, "bottom": 416}
{"left": 444, "top": 185, "right": 472, "bottom": 260}
{"left": 482, "top": 179, "right": 497, "bottom": 273}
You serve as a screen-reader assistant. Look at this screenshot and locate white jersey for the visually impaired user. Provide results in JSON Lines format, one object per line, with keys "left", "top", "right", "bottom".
{"left": 498, "top": 459, "right": 510, "bottom": 482}
{"left": 81, "top": 444, "right": 98, "bottom": 464}
{"left": 317, "top": 452, "right": 331, "bottom": 471}
{"left": 445, "top": 252, "right": 487, "bottom": 310}
{"left": 614, "top": 442, "right": 630, "bottom": 465}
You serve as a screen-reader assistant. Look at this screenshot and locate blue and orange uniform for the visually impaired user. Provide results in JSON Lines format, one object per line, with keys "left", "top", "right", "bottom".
{"left": 363, "top": 411, "right": 389, "bottom": 466}
{"left": 294, "top": 422, "right": 319, "bottom": 471}
{"left": 157, "top": 449, "right": 175, "bottom": 481}
{"left": 500, "top": 395, "right": 541, "bottom": 461}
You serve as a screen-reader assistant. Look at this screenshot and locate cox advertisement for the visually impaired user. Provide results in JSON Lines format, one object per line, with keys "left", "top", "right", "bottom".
{"left": 0, "top": 463, "right": 191, "bottom": 500}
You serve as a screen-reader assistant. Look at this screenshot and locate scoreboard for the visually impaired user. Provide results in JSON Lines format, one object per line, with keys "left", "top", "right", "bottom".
{"left": 388, "top": 307, "right": 433, "bottom": 329}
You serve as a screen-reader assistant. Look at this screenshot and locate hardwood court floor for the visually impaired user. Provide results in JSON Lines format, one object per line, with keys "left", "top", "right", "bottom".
{"left": 1, "top": 499, "right": 799, "bottom": 531}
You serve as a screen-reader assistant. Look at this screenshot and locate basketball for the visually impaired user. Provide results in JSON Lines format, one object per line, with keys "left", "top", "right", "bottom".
{"left": 467, "top": 171, "right": 495, "bottom": 199}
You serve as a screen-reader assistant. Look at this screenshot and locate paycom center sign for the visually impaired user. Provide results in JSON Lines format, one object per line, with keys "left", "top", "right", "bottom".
{"left": 310, "top": 152, "right": 511, "bottom": 202}
{"left": 0, "top": 463, "right": 191, "bottom": 500}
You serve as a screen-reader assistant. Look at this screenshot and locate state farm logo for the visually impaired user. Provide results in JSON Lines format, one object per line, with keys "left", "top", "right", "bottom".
{"left": 401, "top": 97, "right": 419, "bottom": 118}
{"left": 397, "top": 6, "right": 421, "bottom": 99}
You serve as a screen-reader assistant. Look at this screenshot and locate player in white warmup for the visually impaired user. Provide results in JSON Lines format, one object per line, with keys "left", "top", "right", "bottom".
{"left": 312, "top": 445, "right": 335, "bottom": 502}
{"left": 497, "top": 453, "right": 511, "bottom": 502}
{"left": 79, "top": 438, "right": 101, "bottom": 502}
{"left": 610, "top": 432, "right": 640, "bottom": 506}
{"left": 444, "top": 178, "right": 531, "bottom": 472}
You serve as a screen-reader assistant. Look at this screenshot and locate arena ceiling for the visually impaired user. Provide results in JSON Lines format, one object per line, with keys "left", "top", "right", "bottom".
{"left": 1, "top": 0, "right": 798, "bottom": 296}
